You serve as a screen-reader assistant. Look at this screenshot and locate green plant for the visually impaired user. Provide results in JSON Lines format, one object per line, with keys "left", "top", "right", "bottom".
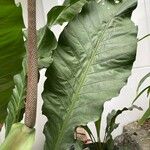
{"left": 81, "top": 105, "right": 141, "bottom": 150}
{"left": 133, "top": 73, "right": 150, "bottom": 124}
{"left": 0, "top": 0, "right": 138, "bottom": 149}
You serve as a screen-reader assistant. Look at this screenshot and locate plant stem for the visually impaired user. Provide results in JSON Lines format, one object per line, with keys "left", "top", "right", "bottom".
{"left": 25, "top": 0, "right": 38, "bottom": 128}
{"left": 138, "top": 34, "right": 150, "bottom": 42}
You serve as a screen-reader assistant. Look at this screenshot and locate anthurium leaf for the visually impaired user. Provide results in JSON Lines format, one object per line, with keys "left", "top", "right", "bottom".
{"left": 47, "top": 0, "right": 89, "bottom": 27}
{"left": 0, "top": 0, "right": 25, "bottom": 123}
{"left": 0, "top": 123, "right": 35, "bottom": 150}
{"left": 5, "top": 59, "right": 27, "bottom": 136}
{"left": 42, "top": 0, "right": 137, "bottom": 149}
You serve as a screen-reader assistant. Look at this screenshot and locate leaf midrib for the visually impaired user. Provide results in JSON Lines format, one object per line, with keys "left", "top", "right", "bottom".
{"left": 53, "top": 18, "right": 114, "bottom": 149}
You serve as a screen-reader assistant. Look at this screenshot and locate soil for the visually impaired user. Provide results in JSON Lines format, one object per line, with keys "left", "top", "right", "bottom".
{"left": 114, "top": 120, "right": 150, "bottom": 150}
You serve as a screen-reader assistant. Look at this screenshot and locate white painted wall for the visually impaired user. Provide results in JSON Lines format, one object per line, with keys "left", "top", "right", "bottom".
{"left": 0, "top": 0, "right": 150, "bottom": 149}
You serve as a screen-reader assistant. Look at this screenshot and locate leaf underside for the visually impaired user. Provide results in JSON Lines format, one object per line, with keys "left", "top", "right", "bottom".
{"left": 42, "top": 0, "right": 137, "bottom": 149}
{"left": 0, "top": 0, "right": 25, "bottom": 123}
{"left": 43, "top": 0, "right": 137, "bottom": 150}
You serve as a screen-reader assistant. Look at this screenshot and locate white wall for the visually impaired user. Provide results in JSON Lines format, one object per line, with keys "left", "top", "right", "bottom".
{"left": 100, "top": 0, "right": 150, "bottom": 140}
{"left": 0, "top": 0, "right": 150, "bottom": 149}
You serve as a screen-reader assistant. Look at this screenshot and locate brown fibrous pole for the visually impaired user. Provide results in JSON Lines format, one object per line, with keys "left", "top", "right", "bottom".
{"left": 25, "top": 0, "right": 38, "bottom": 128}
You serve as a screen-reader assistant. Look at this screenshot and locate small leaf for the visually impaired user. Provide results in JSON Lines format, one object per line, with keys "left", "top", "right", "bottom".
{"left": 105, "top": 108, "right": 128, "bottom": 139}
{"left": 105, "top": 105, "right": 140, "bottom": 138}
{"left": 104, "top": 106, "right": 139, "bottom": 149}
{"left": 47, "top": 0, "right": 89, "bottom": 27}
{"left": 37, "top": 26, "right": 57, "bottom": 69}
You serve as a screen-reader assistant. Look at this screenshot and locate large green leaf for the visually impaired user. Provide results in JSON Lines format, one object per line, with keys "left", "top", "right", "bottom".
{"left": 42, "top": 0, "right": 137, "bottom": 149}
{"left": 0, "top": 0, "right": 25, "bottom": 123}
{"left": 0, "top": 123, "right": 35, "bottom": 150}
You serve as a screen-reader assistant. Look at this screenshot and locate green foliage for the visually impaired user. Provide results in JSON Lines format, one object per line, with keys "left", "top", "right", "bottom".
{"left": 42, "top": 0, "right": 137, "bottom": 149}
{"left": 133, "top": 73, "right": 150, "bottom": 124}
{"left": 139, "top": 108, "right": 150, "bottom": 124}
{"left": 0, "top": 123, "right": 35, "bottom": 150}
{"left": 5, "top": 59, "right": 27, "bottom": 136}
{"left": 84, "top": 106, "right": 141, "bottom": 150}
{"left": 4, "top": 0, "right": 88, "bottom": 137}
{"left": 0, "top": 0, "right": 25, "bottom": 123}
{"left": 5, "top": 26, "right": 57, "bottom": 136}
{"left": 37, "top": 26, "right": 57, "bottom": 69}
{"left": 136, "top": 73, "right": 150, "bottom": 94}
{"left": 0, "top": 0, "right": 139, "bottom": 149}
{"left": 103, "top": 105, "right": 141, "bottom": 150}
{"left": 47, "top": 0, "right": 89, "bottom": 27}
